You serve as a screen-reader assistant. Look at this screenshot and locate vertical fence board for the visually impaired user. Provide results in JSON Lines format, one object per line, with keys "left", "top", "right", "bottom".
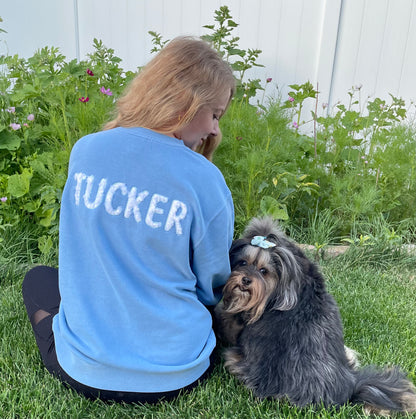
{"left": 329, "top": 1, "right": 367, "bottom": 107}
{"left": 315, "top": 0, "right": 342, "bottom": 108}
{"left": 1, "top": 0, "right": 77, "bottom": 59}
{"left": 329, "top": 0, "right": 416, "bottom": 111}
{"left": 181, "top": 0, "right": 203, "bottom": 36}
{"left": 399, "top": 1, "right": 416, "bottom": 101}
{"left": 376, "top": 0, "right": 413, "bottom": 98}
{"left": 354, "top": 0, "right": 390, "bottom": 98}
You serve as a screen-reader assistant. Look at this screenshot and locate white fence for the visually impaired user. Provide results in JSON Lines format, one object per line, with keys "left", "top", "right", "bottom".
{"left": 2, "top": 0, "right": 416, "bottom": 120}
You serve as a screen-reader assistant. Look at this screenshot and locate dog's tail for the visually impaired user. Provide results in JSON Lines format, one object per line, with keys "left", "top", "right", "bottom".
{"left": 351, "top": 366, "right": 416, "bottom": 415}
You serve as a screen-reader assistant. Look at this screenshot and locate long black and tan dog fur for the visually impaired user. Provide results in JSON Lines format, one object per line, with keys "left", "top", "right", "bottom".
{"left": 215, "top": 217, "right": 416, "bottom": 416}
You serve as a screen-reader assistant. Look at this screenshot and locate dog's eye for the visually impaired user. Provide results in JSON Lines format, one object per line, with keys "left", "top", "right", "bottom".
{"left": 259, "top": 267, "right": 268, "bottom": 275}
{"left": 239, "top": 260, "right": 247, "bottom": 266}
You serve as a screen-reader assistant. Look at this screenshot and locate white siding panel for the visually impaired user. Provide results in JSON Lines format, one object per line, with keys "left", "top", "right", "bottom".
{"left": 237, "top": 1, "right": 262, "bottom": 48}
{"left": 400, "top": 1, "right": 416, "bottom": 100}
{"left": 330, "top": 1, "right": 368, "bottom": 106}
{"left": 1, "top": 0, "right": 77, "bottom": 59}
{"left": 329, "top": 0, "right": 416, "bottom": 109}
{"left": 199, "top": 0, "right": 224, "bottom": 32}
{"left": 295, "top": 1, "right": 324, "bottom": 82}
{"left": 275, "top": 0, "right": 306, "bottom": 87}
{"left": 376, "top": 0, "right": 413, "bottom": 98}
{"left": 180, "top": 0, "right": 203, "bottom": 35}
{"left": 124, "top": 1, "right": 148, "bottom": 68}
{"left": 1, "top": 0, "right": 415, "bottom": 114}
{"left": 315, "top": 0, "right": 342, "bottom": 107}
{"left": 77, "top": 0, "right": 147, "bottom": 69}
{"left": 256, "top": 0, "right": 284, "bottom": 81}
{"left": 354, "top": 0, "right": 390, "bottom": 98}
{"left": 141, "top": 0, "right": 167, "bottom": 59}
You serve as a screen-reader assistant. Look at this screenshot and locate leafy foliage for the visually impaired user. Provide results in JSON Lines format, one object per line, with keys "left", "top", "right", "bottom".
{"left": 0, "top": 7, "right": 415, "bottom": 253}
{"left": 0, "top": 41, "right": 135, "bottom": 251}
{"left": 148, "top": 5, "right": 264, "bottom": 101}
{"left": 216, "top": 78, "right": 415, "bottom": 239}
{"left": 201, "top": 6, "right": 264, "bottom": 100}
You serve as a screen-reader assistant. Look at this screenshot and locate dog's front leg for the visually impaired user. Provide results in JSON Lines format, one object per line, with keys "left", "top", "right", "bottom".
{"left": 344, "top": 346, "right": 360, "bottom": 369}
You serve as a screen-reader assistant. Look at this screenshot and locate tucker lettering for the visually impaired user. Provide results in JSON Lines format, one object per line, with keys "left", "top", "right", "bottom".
{"left": 73, "top": 172, "right": 188, "bottom": 235}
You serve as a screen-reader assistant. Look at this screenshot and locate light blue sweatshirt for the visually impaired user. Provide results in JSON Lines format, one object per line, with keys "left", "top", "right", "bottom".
{"left": 53, "top": 127, "right": 234, "bottom": 392}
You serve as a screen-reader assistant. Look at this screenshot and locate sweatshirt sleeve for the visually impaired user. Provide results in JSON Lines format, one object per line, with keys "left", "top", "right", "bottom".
{"left": 191, "top": 195, "right": 234, "bottom": 306}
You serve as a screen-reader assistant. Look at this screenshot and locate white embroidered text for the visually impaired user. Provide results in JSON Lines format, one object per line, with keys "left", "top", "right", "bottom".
{"left": 73, "top": 172, "right": 188, "bottom": 235}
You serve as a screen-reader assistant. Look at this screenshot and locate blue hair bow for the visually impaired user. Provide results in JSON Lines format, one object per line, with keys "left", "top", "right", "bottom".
{"left": 250, "top": 236, "right": 276, "bottom": 249}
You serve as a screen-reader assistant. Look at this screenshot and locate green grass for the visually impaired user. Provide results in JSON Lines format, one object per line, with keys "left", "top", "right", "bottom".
{"left": 1, "top": 223, "right": 416, "bottom": 419}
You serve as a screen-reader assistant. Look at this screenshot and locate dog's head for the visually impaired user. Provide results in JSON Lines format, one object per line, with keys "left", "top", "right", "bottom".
{"left": 223, "top": 217, "right": 304, "bottom": 323}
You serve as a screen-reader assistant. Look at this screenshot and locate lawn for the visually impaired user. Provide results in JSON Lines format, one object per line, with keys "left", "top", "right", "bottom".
{"left": 1, "top": 225, "right": 415, "bottom": 419}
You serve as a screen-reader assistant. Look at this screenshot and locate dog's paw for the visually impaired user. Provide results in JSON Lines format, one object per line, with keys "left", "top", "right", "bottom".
{"left": 345, "top": 346, "right": 360, "bottom": 369}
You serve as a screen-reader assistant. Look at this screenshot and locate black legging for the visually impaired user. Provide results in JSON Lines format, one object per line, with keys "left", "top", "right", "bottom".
{"left": 22, "top": 265, "right": 214, "bottom": 403}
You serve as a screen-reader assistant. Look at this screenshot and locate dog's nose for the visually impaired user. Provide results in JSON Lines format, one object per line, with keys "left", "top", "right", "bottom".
{"left": 242, "top": 277, "right": 252, "bottom": 286}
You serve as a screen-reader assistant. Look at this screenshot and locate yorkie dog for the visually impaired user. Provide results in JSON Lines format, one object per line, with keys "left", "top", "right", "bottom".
{"left": 215, "top": 217, "right": 416, "bottom": 416}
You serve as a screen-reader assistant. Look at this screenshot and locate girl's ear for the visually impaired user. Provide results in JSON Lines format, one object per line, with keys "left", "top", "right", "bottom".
{"left": 196, "top": 128, "right": 222, "bottom": 161}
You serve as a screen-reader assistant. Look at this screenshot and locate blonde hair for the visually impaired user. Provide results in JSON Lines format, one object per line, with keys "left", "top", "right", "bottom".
{"left": 104, "top": 36, "right": 235, "bottom": 154}
{"left": 195, "top": 131, "right": 222, "bottom": 161}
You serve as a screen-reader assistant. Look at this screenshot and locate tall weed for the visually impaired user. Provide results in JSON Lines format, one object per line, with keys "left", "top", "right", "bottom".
{"left": 217, "top": 100, "right": 319, "bottom": 235}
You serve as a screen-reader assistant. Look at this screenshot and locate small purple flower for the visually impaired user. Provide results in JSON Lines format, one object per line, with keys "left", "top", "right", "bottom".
{"left": 6, "top": 106, "right": 15, "bottom": 113}
{"left": 27, "top": 113, "right": 35, "bottom": 121}
{"left": 0, "top": 197, "right": 7, "bottom": 203}
{"left": 100, "top": 86, "right": 113, "bottom": 96}
{"left": 266, "top": 77, "right": 272, "bottom": 83}
{"left": 10, "top": 123, "right": 21, "bottom": 130}
{"left": 293, "top": 121, "right": 299, "bottom": 129}
{"left": 79, "top": 97, "right": 89, "bottom": 103}
{"left": 236, "top": 136, "right": 243, "bottom": 141}
{"left": 288, "top": 96, "right": 295, "bottom": 102}
{"left": 86, "top": 69, "right": 94, "bottom": 76}
{"left": 23, "top": 123, "right": 29, "bottom": 127}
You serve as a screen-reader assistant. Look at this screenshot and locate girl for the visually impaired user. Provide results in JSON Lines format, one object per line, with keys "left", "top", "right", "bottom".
{"left": 22, "top": 36, "right": 235, "bottom": 403}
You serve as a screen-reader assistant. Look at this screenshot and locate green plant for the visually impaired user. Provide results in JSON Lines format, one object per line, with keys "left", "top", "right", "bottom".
{"left": 148, "top": 30, "right": 169, "bottom": 53}
{"left": 284, "top": 81, "right": 318, "bottom": 132}
{"left": 147, "top": 6, "right": 265, "bottom": 101}
{"left": 269, "top": 82, "right": 416, "bottom": 237}
{"left": 317, "top": 92, "right": 414, "bottom": 232}
{"left": 0, "top": 41, "right": 134, "bottom": 253}
{"left": 0, "top": 16, "right": 6, "bottom": 34}
{"left": 216, "top": 100, "right": 319, "bottom": 236}
{"left": 343, "top": 234, "right": 374, "bottom": 247}
{"left": 201, "top": 5, "right": 264, "bottom": 100}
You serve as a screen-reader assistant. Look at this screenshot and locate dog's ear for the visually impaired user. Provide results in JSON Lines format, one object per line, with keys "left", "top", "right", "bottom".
{"left": 229, "top": 239, "right": 248, "bottom": 269}
{"left": 270, "top": 245, "right": 303, "bottom": 311}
